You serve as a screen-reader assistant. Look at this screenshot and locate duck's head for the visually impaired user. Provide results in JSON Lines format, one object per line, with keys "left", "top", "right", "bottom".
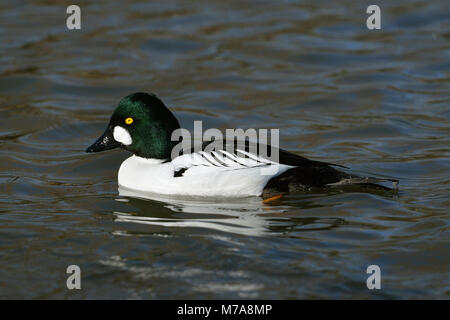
{"left": 86, "top": 92, "right": 180, "bottom": 159}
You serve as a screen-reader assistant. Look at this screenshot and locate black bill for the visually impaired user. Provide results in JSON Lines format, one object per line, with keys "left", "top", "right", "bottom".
{"left": 86, "top": 125, "right": 121, "bottom": 153}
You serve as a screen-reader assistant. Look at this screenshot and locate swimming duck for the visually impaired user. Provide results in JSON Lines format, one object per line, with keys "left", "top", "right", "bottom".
{"left": 86, "top": 92, "right": 398, "bottom": 199}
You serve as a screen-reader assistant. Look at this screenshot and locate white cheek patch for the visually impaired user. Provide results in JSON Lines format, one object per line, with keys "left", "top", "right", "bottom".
{"left": 113, "top": 126, "right": 132, "bottom": 145}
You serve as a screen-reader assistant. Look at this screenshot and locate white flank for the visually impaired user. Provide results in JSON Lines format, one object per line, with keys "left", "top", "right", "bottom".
{"left": 117, "top": 151, "right": 295, "bottom": 198}
{"left": 113, "top": 126, "right": 132, "bottom": 145}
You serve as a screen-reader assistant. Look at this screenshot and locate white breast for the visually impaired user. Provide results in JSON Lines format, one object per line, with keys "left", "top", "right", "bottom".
{"left": 118, "top": 154, "right": 294, "bottom": 198}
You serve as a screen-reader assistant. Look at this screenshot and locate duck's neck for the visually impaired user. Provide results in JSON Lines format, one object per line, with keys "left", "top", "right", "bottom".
{"left": 132, "top": 139, "right": 176, "bottom": 160}
{"left": 131, "top": 126, "right": 179, "bottom": 160}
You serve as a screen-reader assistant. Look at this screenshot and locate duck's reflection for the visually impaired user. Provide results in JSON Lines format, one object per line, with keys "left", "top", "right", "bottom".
{"left": 114, "top": 186, "right": 344, "bottom": 237}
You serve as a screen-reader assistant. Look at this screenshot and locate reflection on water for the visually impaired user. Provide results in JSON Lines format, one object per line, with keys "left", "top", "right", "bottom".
{"left": 0, "top": 0, "right": 449, "bottom": 299}
{"left": 116, "top": 190, "right": 280, "bottom": 237}
{"left": 116, "top": 187, "right": 345, "bottom": 237}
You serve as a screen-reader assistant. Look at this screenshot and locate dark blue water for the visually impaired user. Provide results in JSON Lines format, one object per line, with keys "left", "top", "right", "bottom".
{"left": 0, "top": 0, "right": 449, "bottom": 299}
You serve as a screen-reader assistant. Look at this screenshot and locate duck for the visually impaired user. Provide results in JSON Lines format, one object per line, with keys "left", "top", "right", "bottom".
{"left": 86, "top": 92, "right": 398, "bottom": 200}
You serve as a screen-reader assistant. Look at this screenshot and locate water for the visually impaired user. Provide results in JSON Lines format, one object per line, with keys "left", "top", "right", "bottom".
{"left": 0, "top": 0, "right": 449, "bottom": 299}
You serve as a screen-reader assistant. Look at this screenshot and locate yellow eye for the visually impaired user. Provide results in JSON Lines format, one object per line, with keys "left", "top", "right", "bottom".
{"left": 125, "top": 117, "right": 134, "bottom": 125}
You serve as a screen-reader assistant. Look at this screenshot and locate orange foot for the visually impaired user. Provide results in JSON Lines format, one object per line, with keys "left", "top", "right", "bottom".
{"left": 262, "top": 194, "right": 283, "bottom": 203}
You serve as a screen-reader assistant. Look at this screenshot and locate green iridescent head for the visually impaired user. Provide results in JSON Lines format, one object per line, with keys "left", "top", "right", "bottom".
{"left": 86, "top": 92, "right": 181, "bottom": 159}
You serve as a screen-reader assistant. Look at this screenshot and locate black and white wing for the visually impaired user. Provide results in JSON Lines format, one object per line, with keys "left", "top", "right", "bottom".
{"left": 170, "top": 139, "right": 293, "bottom": 177}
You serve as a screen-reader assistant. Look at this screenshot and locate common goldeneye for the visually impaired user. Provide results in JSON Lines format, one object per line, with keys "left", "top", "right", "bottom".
{"left": 86, "top": 92, "right": 398, "bottom": 200}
